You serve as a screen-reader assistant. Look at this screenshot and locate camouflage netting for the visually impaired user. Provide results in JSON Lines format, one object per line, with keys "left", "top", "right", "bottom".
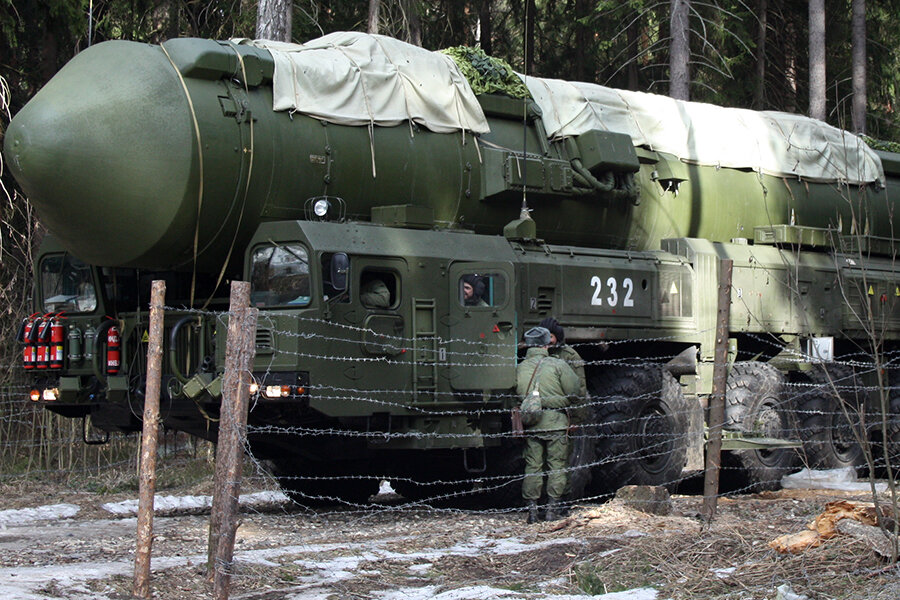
{"left": 861, "top": 135, "right": 900, "bottom": 154}
{"left": 440, "top": 46, "right": 530, "bottom": 99}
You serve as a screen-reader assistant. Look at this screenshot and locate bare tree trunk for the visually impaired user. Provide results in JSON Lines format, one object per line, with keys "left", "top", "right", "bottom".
{"left": 525, "top": 0, "right": 535, "bottom": 75}
{"left": 479, "top": 0, "right": 492, "bottom": 55}
{"left": 256, "top": 0, "right": 292, "bottom": 42}
{"left": 574, "top": 0, "right": 588, "bottom": 81}
{"left": 752, "top": 0, "right": 768, "bottom": 109}
{"left": 808, "top": 0, "right": 826, "bottom": 120}
{"left": 626, "top": 9, "right": 640, "bottom": 90}
{"left": 669, "top": 0, "right": 690, "bottom": 100}
{"left": 401, "top": 0, "right": 422, "bottom": 46}
{"left": 783, "top": 6, "right": 798, "bottom": 113}
{"left": 368, "top": 0, "right": 380, "bottom": 34}
{"left": 851, "top": 0, "right": 866, "bottom": 134}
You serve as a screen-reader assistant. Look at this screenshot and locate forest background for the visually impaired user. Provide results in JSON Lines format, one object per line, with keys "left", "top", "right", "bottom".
{"left": 1, "top": 0, "right": 900, "bottom": 476}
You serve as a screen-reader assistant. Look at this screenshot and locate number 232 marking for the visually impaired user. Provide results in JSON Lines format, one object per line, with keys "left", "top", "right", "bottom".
{"left": 591, "top": 276, "right": 635, "bottom": 307}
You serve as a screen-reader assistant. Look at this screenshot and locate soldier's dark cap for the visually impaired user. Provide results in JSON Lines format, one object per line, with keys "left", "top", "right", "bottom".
{"left": 538, "top": 317, "right": 565, "bottom": 343}
{"left": 524, "top": 326, "right": 551, "bottom": 347}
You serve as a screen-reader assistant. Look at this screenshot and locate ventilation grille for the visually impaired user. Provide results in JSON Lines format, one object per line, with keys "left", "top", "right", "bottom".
{"left": 255, "top": 328, "right": 274, "bottom": 353}
{"left": 536, "top": 287, "right": 554, "bottom": 314}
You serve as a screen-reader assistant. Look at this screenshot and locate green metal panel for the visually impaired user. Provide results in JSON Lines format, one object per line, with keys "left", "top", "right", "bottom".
{"left": 573, "top": 130, "right": 640, "bottom": 173}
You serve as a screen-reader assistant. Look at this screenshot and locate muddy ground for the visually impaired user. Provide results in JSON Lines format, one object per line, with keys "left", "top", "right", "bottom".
{"left": 2, "top": 479, "right": 900, "bottom": 600}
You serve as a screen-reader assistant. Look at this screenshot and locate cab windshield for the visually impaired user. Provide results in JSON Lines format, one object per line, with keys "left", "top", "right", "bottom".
{"left": 40, "top": 254, "right": 97, "bottom": 313}
{"left": 250, "top": 243, "right": 311, "bottom": 307}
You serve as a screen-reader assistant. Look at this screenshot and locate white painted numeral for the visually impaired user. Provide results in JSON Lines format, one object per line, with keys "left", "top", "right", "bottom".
{"left": 590, "top": 276, "right": 603, "bottom": 306}
{"left": 623, "top": 278, "right": 634, "bottom": 307}
{"left": 591, "top": 276, "right": 635, "bottom": 308}
{"left": 606, "top": 277, "right": 618, "bottom": 306}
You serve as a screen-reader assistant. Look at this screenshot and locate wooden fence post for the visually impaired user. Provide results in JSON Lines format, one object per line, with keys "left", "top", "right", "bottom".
{"left": 703, "top": 259, "right": 733, "bottom": 521}
{"left": 207, "top": 281, "right": 257, "bottom": 599}
{"left": 134, "top": 280, "right": 165, "bottom": 598}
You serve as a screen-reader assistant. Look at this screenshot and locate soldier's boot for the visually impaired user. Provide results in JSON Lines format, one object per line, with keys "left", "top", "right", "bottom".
{"left": 544, "top": 498, "right": 564, "bottom": 521}
{"left": 526, "top": 501, "right": 540, "bottom": 524}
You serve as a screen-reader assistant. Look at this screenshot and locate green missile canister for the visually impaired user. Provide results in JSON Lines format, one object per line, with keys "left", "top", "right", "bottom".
{"left": 5, "top": 33, "right": 897, "bottom": 271}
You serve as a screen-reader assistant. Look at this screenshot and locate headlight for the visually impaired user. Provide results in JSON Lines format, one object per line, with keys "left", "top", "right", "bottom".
{"left": 263, "top": 385, "right": 292, "bottom": 398}
{"left": 313, "top": 198, "right": 331, "bottom": 218}
{"left": 42, "top": 388, "right": 59, "bottom": 401}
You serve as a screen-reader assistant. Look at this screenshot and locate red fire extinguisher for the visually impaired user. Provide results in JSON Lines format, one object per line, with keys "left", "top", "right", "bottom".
{"left": 36, "top": 314, "right": 53, "bottom": 370}
{"left": 107, "top": 322, "right": 121, "bottom": 375}
{"left": 22, "top": 313, "right": 40, "bottom": 370}
{"left": 49, "top": 313, "right": 65, "bottom": 369}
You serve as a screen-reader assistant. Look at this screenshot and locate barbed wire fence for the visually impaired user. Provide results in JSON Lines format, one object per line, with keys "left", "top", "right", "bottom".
{"left": 203, "top": 302, "right": 900, "bottom": 512}
{"left": 3, "top": 306, "right": 900, "bottom": 499}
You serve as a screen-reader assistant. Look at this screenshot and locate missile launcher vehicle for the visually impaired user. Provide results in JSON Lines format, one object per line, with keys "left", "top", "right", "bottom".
{"left": 6, "top": 32, "right": 900, "bottom": 502}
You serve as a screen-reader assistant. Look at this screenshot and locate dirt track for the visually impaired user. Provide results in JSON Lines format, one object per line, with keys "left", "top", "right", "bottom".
{"left": 2, "top": 481, "right": 900, "bottom": 599}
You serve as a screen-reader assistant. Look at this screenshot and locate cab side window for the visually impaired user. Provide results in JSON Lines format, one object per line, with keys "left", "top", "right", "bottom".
{"left": 41, "top": 254, "right": 97, "bottom": 313}
{"left": 459, "top": 273, "right": 506, "bottom": 307}
{"left": 250, "top": 244, "right": 311, "bottom": 307}
{"left": 360, "top": 271, "right": 398, "bottom": 309}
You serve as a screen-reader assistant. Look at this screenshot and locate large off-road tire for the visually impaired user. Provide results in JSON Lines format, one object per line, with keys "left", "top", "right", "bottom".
{"left": 568, "top": 423, "right": 595, "bottom": 499}
{"left": 879, "top": 368, "right": 900, "bottom": 473}
{"left": 794, "top": 363, "right": 867, "bottom": 471}
{"left": 723, "top": 362, "right": 796, "bottom": 491}
{"left": 586, "top": 367, "right": 690, "bottom": 495}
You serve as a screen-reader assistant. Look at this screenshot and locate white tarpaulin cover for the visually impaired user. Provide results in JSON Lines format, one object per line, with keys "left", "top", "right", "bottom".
{"left": 523, "top": 76, "right": 884, "bottom": 185}
{"left": 238, "top": 32, "right": 489, "bottom": 135}
{"left": 240, "top": 32, "right": 881, "bottom": 185}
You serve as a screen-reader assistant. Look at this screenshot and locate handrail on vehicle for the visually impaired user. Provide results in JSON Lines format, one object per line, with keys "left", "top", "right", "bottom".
{"left": 169, "top": 315, "right": 205, "bottom": 384}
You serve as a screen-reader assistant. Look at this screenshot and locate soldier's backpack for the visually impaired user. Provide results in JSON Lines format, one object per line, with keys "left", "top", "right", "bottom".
{"left": 519, "top": 358, "right": 546, "bottom": 427}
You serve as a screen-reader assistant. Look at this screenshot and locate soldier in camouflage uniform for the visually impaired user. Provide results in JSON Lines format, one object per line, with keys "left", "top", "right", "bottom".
{"left": 360, "top": 278, "right": 390, "bottom": 308}
{"left": 539, "top": 317, "right": 587, "bottom": 401}
{"left": 539, "top": 317, "right": 589, "bottom": 508}
{"left": 517, "top": 326, "right": 580, "bottom": 523}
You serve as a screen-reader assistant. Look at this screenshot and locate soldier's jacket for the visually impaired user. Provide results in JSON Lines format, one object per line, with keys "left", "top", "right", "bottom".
{"left": 550, "top": 343, "right": 589, "bottom": 424}
{"left": 516, "top": 347, "right": 580, "bottom": 434}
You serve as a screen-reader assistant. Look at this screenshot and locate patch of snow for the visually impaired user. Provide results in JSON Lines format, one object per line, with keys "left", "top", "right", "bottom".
{"left": 370, "top": 589, "right": 658, "bottom": 600}
{"left": 0, "top": 511, "right": 617, "bottom": 600}
{"left": 781, "top": 467, "right": 886, "bottom": 493}
{"left": 593, "top": 589, "right": 658, "bottom": 600}
{"left": 0, "top": 503, "right": 79, "bottom": 526}
{"left": 711, "top": 566, "right": 736, "bottom": 579}
{"left": 374, "top": 585, "right": 518, "bottom": 599}
{"left": 100, "top": 490, "right": 289, "bottom": 516}
{"left": 775, "top": 583, "right": 809, "bottom": 600}
{"left": 283, "top": 593, "right": 338, "bottom": 600}
{"left": 623, "top": 529, "right": 648, "bottom": 538}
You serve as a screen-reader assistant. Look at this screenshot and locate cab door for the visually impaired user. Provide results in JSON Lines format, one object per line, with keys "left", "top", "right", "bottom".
{"left": 446, "top": 261, "right": 517, "bottom": 393}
